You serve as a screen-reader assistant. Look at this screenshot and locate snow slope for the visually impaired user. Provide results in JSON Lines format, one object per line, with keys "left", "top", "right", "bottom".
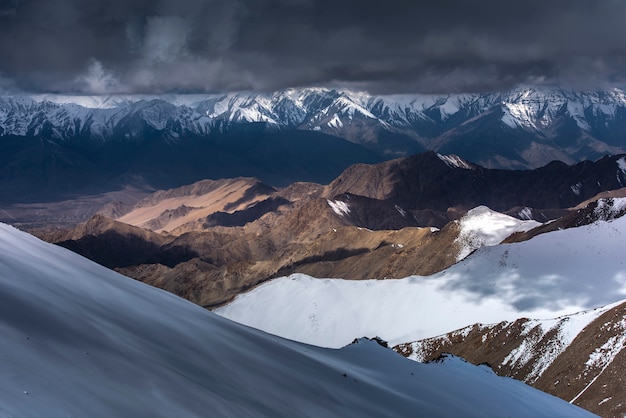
{"left": 455, "top": 206, "right": 541, "bottom": 261}
{"left": 216, "top": 213, "right": 626, "bottom": 348}
{"left": 0, "top": 224, "right": 595, "bottom": 417}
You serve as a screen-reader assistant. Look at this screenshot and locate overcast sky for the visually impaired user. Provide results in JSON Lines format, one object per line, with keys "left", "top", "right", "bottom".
{"left": 1, "top": 0, "right": 625, "bottom": 94}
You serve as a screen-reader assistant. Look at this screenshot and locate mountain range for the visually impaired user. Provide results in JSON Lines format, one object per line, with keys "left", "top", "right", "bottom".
{"left": 1, "top": 87, "right": 626, "bottom": 202}
{"left": 30, "top": 152, "right": 626, "bottom": 309}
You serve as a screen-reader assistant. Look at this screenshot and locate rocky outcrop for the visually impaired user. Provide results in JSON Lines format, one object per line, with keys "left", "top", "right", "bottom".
{"left": 395, "top": 301, "right": 626, "bottom": 418}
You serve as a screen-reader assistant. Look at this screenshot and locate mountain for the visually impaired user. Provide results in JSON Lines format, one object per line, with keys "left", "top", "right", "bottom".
{"left": 0, "top": 223, "right": 596, "bottom": 417}
{"left": 110, "top": 177, "right": 276, "bottom": 233}
{"left": 2, "top": 86, "right": 626, "bottom": 202}
{"left": 214, "top": 198, "right": 626, "bottom": 348}
{"left": 22, "top": 149, "right": 626, "bottom": 232}
{"left": 396, "top": 301, "right": 626, "bottom": 418}
{"left": 324, "top": 151, "right": 626, "bottom": 218}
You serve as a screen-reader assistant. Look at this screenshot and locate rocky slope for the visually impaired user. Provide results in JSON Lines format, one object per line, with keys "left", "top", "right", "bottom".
{"left": 89, "top": 151, "right": 626, "bottom": 236}
{"left": 35, "top": 200, "right": 541, "bottom": 308}
{"left": 395, "top": 301, "right": 626, "bottom": 418}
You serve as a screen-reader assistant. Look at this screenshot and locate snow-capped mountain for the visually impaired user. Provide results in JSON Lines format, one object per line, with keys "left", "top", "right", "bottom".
{"left": 0, "top": 223, "right": 596, "bottom": 417}
{"left": 2, "top": 86, "right": 626, "bottom": 204}
{"left": 454, "top": 206, "right": 541, "bottom": 261}
{"left": 1, "top": 86, "right": 625, "bottom": 165}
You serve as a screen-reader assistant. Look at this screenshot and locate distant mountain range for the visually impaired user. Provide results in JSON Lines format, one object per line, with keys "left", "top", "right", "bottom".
{"left": 1, "top": 87, "right": 626, "bottom": 200}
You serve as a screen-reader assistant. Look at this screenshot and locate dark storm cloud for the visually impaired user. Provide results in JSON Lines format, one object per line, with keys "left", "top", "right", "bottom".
{"left": 1, "top": 0, "right": 625, "bottom": 94}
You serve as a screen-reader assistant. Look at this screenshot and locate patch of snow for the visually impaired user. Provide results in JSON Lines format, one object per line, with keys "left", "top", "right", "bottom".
{"left": 395, "top": 205, "right": 407, "bottom": 218}
{"left": 618, "top": 157, "right": 626, "bottom": 173}
{"left": 517, "top": 207, "right": 534, "bottom": 220}
{"left": 436, "top": 153, "right": 473, "bottom": 169}
{"left": 571, "top": 182, "right": 582, "bottom": 196}
{"left": 584, "top": 319, "right": 626, "bottom": 369}
{"left": 594, "top": 197, "right": 626, "bottom": 220}
{"left": 327, "top": 114, "right": 344, "bottom": 129}
{"left": 327, "top": 199, "right": 351, "bottom": 217}
{"left": 455, "top": 206, "right": 541, "bottom": 261}
{"left": 571, "top": 319, "right": 626, "bottom": 404}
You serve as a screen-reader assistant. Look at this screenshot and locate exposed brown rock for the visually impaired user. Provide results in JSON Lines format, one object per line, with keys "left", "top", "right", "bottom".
{"left": 395, "top": 302, "right": 626, "bottom": 418}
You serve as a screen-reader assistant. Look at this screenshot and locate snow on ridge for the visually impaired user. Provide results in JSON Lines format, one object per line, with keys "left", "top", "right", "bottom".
{"left": 517, "top": 207, "right": 534, "bottom": 220}
{"left": 4, "top": 87, "right": 626, "bottom": 140}
{"left": 327, "top": 114, "right": 344, "bottom": 129}
{"left": 593, "top": 197, "right": 626, "bottom": 220}
{"left": 455, "top": 206, "right": 541, "bottom": 261}
{"left": 436, "top": 153, "right": 473, "bottom": 169}
{"left": 617, "top": 157, "right": 626, "bottom": 172}
{"left": 327, "top": 199, "right": 351, "bottom": 217}
{"left": 502, "top": 302, "right": 619, "bottom": 384}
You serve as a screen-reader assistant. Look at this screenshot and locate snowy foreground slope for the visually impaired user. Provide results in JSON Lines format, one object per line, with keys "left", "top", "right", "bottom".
{"left": 0, "top": 224, "right": 596, "bottom": 417}
{"left": 216, "top": 211, "right": 626, "bottom": 348}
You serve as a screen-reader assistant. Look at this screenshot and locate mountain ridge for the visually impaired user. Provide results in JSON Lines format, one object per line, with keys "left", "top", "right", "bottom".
{"left": 395, "top": 300, "right": 626, "bottom": 418}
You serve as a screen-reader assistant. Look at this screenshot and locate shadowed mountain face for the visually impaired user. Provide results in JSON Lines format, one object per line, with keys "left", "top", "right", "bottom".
{"left": 0, "top": 122, "right": 382, "bottom": 203}
{"left": 325, "top": 151, "right": 626, "bottom": 214}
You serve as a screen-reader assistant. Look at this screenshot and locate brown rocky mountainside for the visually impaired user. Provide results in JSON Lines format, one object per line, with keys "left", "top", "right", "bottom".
{"left": 34, "top": 207, "right": 463, "bottom": 307}
{"left": 84, "top": 151, "right": 626, "bottom": 236}
{"left": 107, "top": 177, "right": 277, "bottom": 234}
{"left": 32, "top": 152, "right": 626, "bottom": 308}
{"left": 395, "top": 301, "right": 626, "bottom": 418}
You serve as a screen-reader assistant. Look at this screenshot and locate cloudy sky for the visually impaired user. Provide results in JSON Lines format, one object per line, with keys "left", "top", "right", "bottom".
{"left": 1, "top": 0, "right": 625, "bottom": 94}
